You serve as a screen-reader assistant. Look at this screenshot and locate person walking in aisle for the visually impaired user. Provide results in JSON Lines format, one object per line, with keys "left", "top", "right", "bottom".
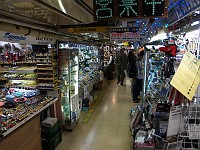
{"left": 132, "top": 50, "right": 144, "bottom": 102}
{"left": 116, "top": 48, "right": 127, "bottom": 86}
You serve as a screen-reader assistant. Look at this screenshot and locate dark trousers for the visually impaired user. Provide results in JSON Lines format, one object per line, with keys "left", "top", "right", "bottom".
{"left": 105, "top": 65, "right": 114, "bottom": 80}
{"left": 132, "top": 78, "right": 143, "bottom": 100}
{"left": 117, "top": 69, "right": 125, "bottom": 85}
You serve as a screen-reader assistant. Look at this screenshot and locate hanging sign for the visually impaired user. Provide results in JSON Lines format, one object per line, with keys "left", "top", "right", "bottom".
{"left": 118, "top": 0, "right": 139, "bottom": 18}
{"left": 170, "top": 51, "right": 200, "bottom": 101}
{"left": 94, "top": 0, "right": 169, "bottom": 20}
{"left": 66, "top": 27, "right": 109, "bottom": 33}
{"left": 94, "top": 0, "right": 114, "bottom": 19}
{"left": 143, "top": 0, "right": 165, "bottom": 17}
{"left": 0, "top": 31, "right": 56, "bottom": 44}
{"left": 110, "top": 27, "right": 141, "bottom": 42}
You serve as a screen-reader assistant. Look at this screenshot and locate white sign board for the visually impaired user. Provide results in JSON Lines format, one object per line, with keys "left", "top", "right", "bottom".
{"left": 167, "top": 105, "right": 184, "bottom": 137}
{"left": 110, "top": 27, "right": 142, "bottom": 42}
{"left": 110, "top": 32, "right": 142, "bottom": 42}
{"left": 0, "top": 31, "right": 56, "bottom": 45}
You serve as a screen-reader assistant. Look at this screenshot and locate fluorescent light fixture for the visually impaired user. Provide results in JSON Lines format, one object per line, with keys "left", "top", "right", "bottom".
{"left": 58, "top": 0, "right": 66, "bottom": 13}
{"left": 191, "top": 21, "right": 200, "bottom": 26}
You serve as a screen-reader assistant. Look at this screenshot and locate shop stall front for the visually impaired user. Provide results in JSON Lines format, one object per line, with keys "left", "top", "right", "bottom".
{"left": 0, "top": 30, "right": 60, "bottom": 150}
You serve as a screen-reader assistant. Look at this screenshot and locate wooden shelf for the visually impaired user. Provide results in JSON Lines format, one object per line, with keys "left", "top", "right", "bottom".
{"left": 37, "top": 78, "right": 53, "bottom": 80}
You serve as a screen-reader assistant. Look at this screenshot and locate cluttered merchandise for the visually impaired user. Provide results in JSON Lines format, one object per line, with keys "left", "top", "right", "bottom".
{"left": 130, "top": 37, "right": 200, "bottom": 150}
{"left": 0, "top": 42, "right": 59, "bottom": 136}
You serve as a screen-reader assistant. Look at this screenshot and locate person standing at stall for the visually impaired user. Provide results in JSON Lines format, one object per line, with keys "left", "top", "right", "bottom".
{"left": 132, "top": 50, "right": 144, "bottom": 102}
{"left": 105, "top": 50, "right": 115, "bottom": 80}
{"left": 107, "top": 50, "right": 114, "bottom": 71}
{"left": 116, "top": 48, "right": 127, "bottom": 86}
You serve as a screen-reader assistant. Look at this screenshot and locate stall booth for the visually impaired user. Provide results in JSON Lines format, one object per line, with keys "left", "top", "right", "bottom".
{"left": 0, "top": 30, "right": 60, "bottom": 150}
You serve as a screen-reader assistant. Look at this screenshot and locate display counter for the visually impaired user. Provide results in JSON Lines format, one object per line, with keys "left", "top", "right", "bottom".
{"left": 0, "top": 114, "right": 42, "bottom": 150}
{"left": 0, "top": 98, "right": 57, "bottom": 149}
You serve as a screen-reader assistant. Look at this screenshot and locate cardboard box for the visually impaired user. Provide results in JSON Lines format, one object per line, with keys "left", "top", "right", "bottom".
{"left": 134, "top": 143, "right": 155, "bottom": 150}
{"left": 41, "top": 117, "right": 58, "bottom": 127}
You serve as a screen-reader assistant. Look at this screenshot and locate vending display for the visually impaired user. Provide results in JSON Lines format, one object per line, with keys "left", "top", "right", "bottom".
{"left": 58, "top": 44, "right": 80, "bottom": 130}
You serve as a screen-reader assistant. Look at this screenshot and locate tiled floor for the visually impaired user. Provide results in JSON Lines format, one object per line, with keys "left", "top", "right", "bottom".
{"left": 56, "top": 78, "right": 136, "bottom": 150}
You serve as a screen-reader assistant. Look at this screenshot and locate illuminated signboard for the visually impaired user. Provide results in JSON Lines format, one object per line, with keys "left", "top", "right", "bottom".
{"left": 143, "top": 0, "right": 165, "bottom": 17}
{"left": 110, "top": 27, "right": 141, "bottom": 42}
{"left": 94, "top": 0, "right": 168, "bottom": 20}
{"left": 95, "top": 0, "right": 114, "bottom": 19}
{"left": 110, "top": 27, "right": 139, "bottom": 33}
{"left": 118, "top": 0, "right": 139, "bottom": 18}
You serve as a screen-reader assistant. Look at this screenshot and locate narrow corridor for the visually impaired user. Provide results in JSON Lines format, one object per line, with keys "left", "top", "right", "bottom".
{"left": 56, "top": 78, "right": 136, "bottom": 150}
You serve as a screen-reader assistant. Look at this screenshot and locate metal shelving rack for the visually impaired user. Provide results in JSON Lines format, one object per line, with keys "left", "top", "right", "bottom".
{"left": 178, "top": 97, "right": 200, "bottom": 150}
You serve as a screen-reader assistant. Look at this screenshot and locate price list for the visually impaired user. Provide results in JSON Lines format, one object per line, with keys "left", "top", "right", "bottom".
{"left": 170, "top": 51, "right": 200, "bottom": 101}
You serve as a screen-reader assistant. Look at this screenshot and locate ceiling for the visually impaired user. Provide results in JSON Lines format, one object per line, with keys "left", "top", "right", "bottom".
{"left": 0, "top": 0, "right": 101, "bottom": 41}
{"left": 0, "top": 0, "right": 94, "bottom": 26}
{"left": 0, "top": 0, "right": 199, "bottom": 43}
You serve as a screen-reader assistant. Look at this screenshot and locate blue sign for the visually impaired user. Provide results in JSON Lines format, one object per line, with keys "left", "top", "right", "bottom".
{"left": 3, "top": 32, "right": 26, "bottom": 41}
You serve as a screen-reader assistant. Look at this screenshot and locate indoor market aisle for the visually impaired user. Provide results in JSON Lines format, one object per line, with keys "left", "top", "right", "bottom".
{"left": 56, "top": 78, "right": 136, "bottom": 150}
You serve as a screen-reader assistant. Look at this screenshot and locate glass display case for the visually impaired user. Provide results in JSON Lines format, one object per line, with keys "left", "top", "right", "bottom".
{"left": 58, "top": 44, "right": 79, "bottom": 130}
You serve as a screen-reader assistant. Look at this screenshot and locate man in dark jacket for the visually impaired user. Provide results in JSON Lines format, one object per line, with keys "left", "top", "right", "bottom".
{"left": 116, "top": 48, "right": 127, "bottom": 85}
{"left": 132, "top": 50, "right": 144, "bottom": 102}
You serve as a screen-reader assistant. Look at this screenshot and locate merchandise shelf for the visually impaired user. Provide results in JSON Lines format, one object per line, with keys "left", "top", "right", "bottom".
{"left": 2, "top": 98, "right": 58, "bottom": 138}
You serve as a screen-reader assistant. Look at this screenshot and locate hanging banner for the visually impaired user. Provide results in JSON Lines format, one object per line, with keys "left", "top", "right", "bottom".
{"left": 110, "top": 27, "right": 141, "bottom": 42}
{"left": 0, "top": 31, "right": 56, "bottom": 44}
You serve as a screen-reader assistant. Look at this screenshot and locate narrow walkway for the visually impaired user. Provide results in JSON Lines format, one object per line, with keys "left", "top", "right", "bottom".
{"left": 56, "top": 78, "right": 136, "bottom": 150}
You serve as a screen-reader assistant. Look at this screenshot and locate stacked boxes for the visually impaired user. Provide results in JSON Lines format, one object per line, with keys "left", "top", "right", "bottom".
{"left": 41, "top": 117, "right": 62, "bottom": 150}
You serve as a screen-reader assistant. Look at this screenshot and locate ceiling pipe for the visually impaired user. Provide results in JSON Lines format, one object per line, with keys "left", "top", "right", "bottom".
{"left": 0, "top": 9, "right": 51, "bottom": 26}
{"left": 0, "top": 16, "right": 57, "bottom": 34}
{"left": 0, "top": 16, "right": 82, "bottom": 40}
{"left": 0, "top": 21, "right": 63, "bottom": 39}
{"left": 74, "top": 0, "right": 93, "bottom": 15}
{"left": 32, "top": 0, "right": 83, "bottom": 24}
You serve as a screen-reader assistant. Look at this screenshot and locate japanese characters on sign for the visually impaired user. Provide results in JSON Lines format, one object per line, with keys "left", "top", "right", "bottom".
{"left": 94, "top": 0, "right": 168, "bottom": 20}
{"left": 118, "top": 0, "right": 139, "bottom": 18}
{"left": 143, "top": 0, "right": 165, "bottom": 17}
{"left": 110, "top": 27, "right": 141, "bottom": 42}
{"left": 95, "top": 0, "right": 114, "bottom": 19}
{"left": 110, "top": 27, "right": 139, "bottom": 33}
